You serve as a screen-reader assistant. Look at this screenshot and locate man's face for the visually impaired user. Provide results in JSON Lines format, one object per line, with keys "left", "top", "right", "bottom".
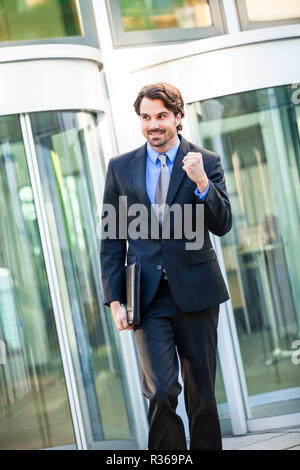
{"left": 139, "top": 97, "right": 182, "bottom": 152}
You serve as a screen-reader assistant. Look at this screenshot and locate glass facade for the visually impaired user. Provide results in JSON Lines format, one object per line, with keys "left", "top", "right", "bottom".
{"left": 30, "top": 111, "right": 134, "bottom": 443}
{"left": 119, "top": 0, "right": 212, "bottom": 32}
{"left": 0, "top": 115, "right": 75, "bottom": 449}
{"left": 0, "top": 111, "right": 140, "bottom": 449}
{"left": 190, "top": 85, "right": 300, "bottom": 419}
{"left": 0, "top": 0, "right": 83, "bottom": 43}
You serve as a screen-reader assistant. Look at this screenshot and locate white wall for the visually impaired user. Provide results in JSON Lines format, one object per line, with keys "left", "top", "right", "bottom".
{"left": 0, "top": 46, "right": 105, "bottom": 116}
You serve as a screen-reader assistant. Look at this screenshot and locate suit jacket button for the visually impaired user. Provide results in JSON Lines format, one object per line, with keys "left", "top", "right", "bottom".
{"left": 157, "top": 265, "right": 162, "bottom": 270}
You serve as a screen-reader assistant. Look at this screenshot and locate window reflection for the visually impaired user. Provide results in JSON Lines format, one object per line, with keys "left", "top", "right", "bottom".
{"left": 0, "top": 0, "right": 83, "bottom": 42}
{"left": 30, "top": 111, "right": 134, "bottom": 442}
{"left": 244, "top": 0, "right": 300, "bottom": 22}
{"left": 190, "top": 86, "right": 300, "bottom": 419}
{"left": 119, "top": 0, "right": 212, "bottom": 31}
{"left": 0, "top": 115, "right": 75, "bottom": 449}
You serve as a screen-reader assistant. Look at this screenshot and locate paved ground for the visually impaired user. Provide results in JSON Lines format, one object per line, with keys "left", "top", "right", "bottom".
{"left": 222, "top": 427, "right": 300, "bottom": 450}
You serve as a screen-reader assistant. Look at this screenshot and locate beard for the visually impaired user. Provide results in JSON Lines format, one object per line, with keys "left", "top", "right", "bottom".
{"left": 146, "top": 129, "right": 170, "bottom": 148}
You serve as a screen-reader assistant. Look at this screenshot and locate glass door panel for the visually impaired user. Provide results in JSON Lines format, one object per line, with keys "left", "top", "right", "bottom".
{"left": 0, "top": 115, "right": 75, "bottom": 449}
{"left": 189, "top": 85, "right": 300, "bottom": 420}
{"left": 216, "top": 355, "right": 231, "bottom": 432}
{"left": 29, "top": 111, "right": 136, "bottom": 445}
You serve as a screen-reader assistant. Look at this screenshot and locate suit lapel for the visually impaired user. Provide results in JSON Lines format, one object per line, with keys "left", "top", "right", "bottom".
{"left": 131, "top": 135, "right": 190, "bottom": 221}
{"left": 166, "top": 135, "right": 190, "bottom": 207}
{"left": 131, "top": 143, "right": 152, "bottom": 217}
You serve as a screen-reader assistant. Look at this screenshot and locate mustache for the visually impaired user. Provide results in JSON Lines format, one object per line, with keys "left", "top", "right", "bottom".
{"left": 147, "top": 129, "right": 166, "bottom": 135}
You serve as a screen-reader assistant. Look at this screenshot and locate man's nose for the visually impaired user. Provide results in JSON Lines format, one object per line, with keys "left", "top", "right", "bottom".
{"left": 148, "top": 118, "right": 160, "bottom": 129}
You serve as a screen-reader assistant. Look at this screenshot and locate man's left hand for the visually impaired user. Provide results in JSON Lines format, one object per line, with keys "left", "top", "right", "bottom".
{"left": 182, "top": 152, "right": 209, "bottom": 193}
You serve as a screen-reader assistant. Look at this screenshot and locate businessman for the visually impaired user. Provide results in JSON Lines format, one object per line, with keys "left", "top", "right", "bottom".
{"left": 100, "top": 83, "right": 232, "bottom": 450}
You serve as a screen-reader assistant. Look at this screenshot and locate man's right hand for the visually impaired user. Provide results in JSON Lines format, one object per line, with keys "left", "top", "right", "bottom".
{"left": 110, "top": 301, "right": 134, "bottom": 331}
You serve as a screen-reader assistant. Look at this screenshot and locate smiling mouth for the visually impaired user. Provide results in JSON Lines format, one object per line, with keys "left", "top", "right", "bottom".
{"left": 148, "top": 131, "right": 165, "bottom": 137}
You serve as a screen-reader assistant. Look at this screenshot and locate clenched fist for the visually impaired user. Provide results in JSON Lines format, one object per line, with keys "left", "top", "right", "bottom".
{"left": 182, "top": 152, "right": 209, "bottom": 193}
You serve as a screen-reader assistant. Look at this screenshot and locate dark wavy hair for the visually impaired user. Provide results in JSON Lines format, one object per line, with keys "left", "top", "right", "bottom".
{"left": 133, "top": 82, "right": 185, "bottom": 132}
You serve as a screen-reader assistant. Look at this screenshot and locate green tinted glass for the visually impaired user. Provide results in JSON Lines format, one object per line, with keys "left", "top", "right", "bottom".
{"left": 30, "top": 111, "right": 134, "bottom": 442}
{"left": 0, "top": 115, "right": 75, "bottom": 449}
{"left": 190, "top": 85, "right": 300, "bottom": 419}
{"left": 119, "top": 0, "right": 212, "bottom": 32}
{"left": 0, "top": 0, "right": 83, "bottom": 42}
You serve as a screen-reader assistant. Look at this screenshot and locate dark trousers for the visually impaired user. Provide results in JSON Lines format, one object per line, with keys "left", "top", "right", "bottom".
{"left": 134, "top": 278, "right": 222, "bottom": 450}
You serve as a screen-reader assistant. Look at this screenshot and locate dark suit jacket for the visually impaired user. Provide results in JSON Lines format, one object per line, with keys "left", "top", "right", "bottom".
{"left": 100, "top": 134, "right": 232, "bottom": 313}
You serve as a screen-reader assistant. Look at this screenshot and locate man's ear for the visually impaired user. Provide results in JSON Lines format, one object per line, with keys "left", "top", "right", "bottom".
{"left": 175, "top": 112, "right": 182, "bottom": 126}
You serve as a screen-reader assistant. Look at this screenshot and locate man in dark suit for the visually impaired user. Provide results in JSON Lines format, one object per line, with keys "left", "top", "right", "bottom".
{"left": 100, "top": 83, "right": 232, "bottom": 450}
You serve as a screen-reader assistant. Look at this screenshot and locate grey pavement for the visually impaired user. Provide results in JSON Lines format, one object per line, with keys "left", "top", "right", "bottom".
{"left": 222, "top": 426, "right": 300, "bottom": 450}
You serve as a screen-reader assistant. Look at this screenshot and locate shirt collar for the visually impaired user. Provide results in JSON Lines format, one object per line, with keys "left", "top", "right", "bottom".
{"left": 147, "top": 137, "right": 180, "bottom": 164}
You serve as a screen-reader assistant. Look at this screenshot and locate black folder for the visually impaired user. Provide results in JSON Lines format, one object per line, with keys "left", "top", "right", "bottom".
{"left": 124, "top": 262, "right": 141, "bottom": 325}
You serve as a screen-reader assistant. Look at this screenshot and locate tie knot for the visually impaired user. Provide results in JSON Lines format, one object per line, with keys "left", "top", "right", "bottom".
{"left": 158, "top": 154, "right": 167, "bottom": 166}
